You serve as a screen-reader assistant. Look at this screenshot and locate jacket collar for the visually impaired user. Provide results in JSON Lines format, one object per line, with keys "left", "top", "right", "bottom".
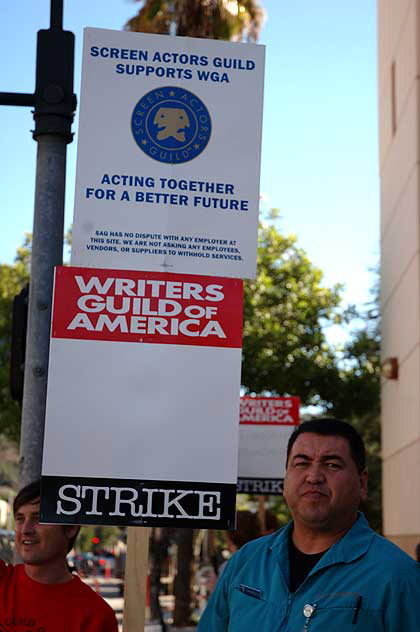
{"left": 269, "top": 512, "right": 375, "bottom": 571}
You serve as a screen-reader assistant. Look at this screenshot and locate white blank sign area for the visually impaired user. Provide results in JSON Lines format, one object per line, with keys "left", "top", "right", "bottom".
{"left": 42, "top": 339, "right": 241, "bottom": 484}
{"left": 237, "top": 425, "right": 295, "bottom": 479}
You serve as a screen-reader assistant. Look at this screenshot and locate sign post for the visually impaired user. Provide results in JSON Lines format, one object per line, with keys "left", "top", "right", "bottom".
{"left": 123, "top": 528, "right": 150, "bottom": 632}
{"left": 40, "top": 265, "right": 243, "bottom": 628}
{"left": 40, "top": 27, "right": 265, "bottom": 629}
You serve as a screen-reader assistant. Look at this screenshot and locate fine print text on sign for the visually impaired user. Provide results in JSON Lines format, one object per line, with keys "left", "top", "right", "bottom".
{"left": 40, "top": 266, "right": 243, "bottom": 528}
{"left": 237, "top": 397, "right": 300, "bottom": 496}
{"left": 71, "top": 28, "right": 265, "bottom": 279}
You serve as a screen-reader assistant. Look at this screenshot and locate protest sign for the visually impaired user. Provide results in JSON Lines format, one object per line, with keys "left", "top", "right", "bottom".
{"left": 70, "top": 28, "right": 265, "bottom": 278}
{"left": 237, "top": 396, "right": 300, "bottom": 495}
{"left": 40, "top": 266, "right": 243, "bottom": 528}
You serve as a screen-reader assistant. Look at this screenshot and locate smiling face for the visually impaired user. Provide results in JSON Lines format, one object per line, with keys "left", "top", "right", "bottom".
{"left": 283, "top": 433, "right": 368, "bottom": 534}
{"left": 14, "top": 499, "right": 77, "bottom": 569}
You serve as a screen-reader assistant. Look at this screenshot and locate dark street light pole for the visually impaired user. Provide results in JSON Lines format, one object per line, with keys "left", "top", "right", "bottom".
{"left": 0, "top": 0, "right": 76, "bottom": 485}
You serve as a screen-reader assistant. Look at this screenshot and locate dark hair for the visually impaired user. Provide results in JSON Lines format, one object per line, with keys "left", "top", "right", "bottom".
{"left": 228, "top": 510, "right": 261, "bottom": 549}
{"left": 13, "top": 479, "right": 41, "bottom": 515}
{"left": 13, "top": 479, "right": 80, "bottom": 553}
{"left": 286, "top": 418, "right": 366, "bottom": 473}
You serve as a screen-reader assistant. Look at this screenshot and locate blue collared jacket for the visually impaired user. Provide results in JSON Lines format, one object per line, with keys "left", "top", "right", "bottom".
{"left": 198, "top": 513, "right": 420, "bottom": 631}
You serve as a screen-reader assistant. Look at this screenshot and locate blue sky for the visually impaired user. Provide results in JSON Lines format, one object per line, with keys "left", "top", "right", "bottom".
{"left": 1, "top": 0, "right": 379, "bottom": 311}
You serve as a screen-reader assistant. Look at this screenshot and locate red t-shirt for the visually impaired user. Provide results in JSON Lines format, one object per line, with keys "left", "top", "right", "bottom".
{"left": 0, "top": 561, "right": 118, "bottom": 631}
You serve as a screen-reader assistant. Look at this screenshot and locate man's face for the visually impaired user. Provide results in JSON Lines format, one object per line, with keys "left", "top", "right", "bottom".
{"left": 14, "top": 499, "right": 76, "bottom": 567}
{"left": 283, "top": 433, "right": 368, "bottom": 533}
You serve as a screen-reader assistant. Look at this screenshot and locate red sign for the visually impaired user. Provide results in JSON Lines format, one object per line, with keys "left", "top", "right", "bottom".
{"left": 51, "top": 266, "right": 243, "bottom": 348}
{"left": 240, "top": 396, "right": 300, "bottom": 425}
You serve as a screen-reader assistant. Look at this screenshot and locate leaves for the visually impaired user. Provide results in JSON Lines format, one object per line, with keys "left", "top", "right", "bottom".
{"left": 242, "top": 224, "right": 381, "bottom": 530}
{"left": 242, "top": 223, "right": 343, "bottom": 403}
{"left": 0, "top": 240, "right": 30, "bottom": 443}
{"left": 125, "top": 0, "right": 265, "bottom": 42}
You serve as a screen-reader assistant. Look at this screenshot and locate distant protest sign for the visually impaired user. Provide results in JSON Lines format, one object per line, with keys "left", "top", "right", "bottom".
{"left": 40, "top": 266, "right": 243, "bottom": 528}
{"left": 237, "top": 396, "right": 300, "bottom": 495}
{"left": 70, "top": 28, "right": 265, "bottom": 278}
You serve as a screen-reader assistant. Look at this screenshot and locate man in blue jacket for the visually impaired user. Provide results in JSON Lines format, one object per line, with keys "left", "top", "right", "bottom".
{"left": 198, "top": 418, "right": 420, "bottom": 631}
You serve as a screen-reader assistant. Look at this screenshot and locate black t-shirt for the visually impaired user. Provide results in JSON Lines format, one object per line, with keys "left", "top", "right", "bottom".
{"left": 288, "top": 536, "right": 329, "bottom": 593}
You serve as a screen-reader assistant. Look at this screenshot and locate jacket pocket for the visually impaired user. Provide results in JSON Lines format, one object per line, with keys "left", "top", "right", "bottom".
{"left": 227, "top": 586, "right": 284, "bottom": 632}
{"left": 305, "top": 597, "right": 384, "bottom": 631}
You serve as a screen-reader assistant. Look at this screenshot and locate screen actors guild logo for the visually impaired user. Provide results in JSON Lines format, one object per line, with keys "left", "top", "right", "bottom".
{"left": 155, "top": 107, "right": 189, "bottom": 141}
{"left": 131, "top": 86, "right": 212, "bottom": 164}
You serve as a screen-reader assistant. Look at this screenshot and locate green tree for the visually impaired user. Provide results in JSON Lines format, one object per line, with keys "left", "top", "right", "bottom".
{"left": 242, "top": 223, "right": 343, "bottom": 402}
{"left": 330, "top": 281, "right": 381, "bottom": 531}
{"left": 241, "top": 225, "right": 381, "bottom": 531}
{"left": 0, "top": 235, "right": 30, "bottom": 444}
{"left": 247, "top": 269, "right": 381, "bottom": 532}
{"left": 125, "top": 0, "right": 265, "bottom": 42}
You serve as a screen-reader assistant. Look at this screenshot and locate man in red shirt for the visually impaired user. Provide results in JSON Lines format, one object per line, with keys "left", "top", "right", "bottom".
{"left": 0, "top": 479, "right": 118, "bottom": 631}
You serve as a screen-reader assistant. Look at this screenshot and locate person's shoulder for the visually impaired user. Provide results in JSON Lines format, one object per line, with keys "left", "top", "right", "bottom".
{"left": 244, "top": 529, "right": 283, "bottom": 551}
{"left": 216, "top": 528, "right": 286, "bottom": 588}
{"left": 369, "top": 531, "right": 420, "bottom": 574}
{"left": 71, "top": 575, "right": 113, "bottom": 605}
{"left": 70, "top": 575, "right": 117, "bottom": 619}
{"left": 230, "top": 528, "right": 285, "bottom": 563}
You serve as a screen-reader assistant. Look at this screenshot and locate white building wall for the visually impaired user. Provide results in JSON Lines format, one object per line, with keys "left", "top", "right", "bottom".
{"left": 378, "top": 0, "right": 420, "bottom": 554}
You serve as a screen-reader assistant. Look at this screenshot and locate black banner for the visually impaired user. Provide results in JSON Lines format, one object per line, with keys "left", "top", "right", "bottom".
{"left": 40, "top": 475, "right": 237, "bottom": 529}
{"left": 237, "top": 477, "right": 284, "bottom": 496}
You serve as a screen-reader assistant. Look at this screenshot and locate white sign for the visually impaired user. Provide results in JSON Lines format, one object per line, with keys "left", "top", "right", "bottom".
{"left": 40, "top": 266, "right": 243, "bottom": 528}
{"left": 237, "top": 397, "right": 300, "bottom": 495}
{"left": 70, "top": 28, "right": 265, "bottom": 278}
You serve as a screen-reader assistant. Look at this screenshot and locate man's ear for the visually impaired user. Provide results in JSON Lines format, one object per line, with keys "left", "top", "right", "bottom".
{"left": 360, "top": 468, "right": 368, "bottom": 502}
{"left": 64, "top": 525, "right": 80, "bottom": 540}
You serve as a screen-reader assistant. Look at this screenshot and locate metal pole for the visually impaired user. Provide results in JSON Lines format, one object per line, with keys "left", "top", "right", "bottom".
{"left": 0, "top": 93, "right": 35, "bottom": 107}
{"left": 16, "top": 0, "right": 75, "bottom": 485}
{"left": 50, "top": 0, "right": 63, "bottom": 29}
{"left": 19, "top": 135, "right": 67, "bottom": 485}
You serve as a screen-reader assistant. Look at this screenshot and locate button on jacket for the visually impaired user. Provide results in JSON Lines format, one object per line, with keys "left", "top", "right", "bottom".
{"left": 198, "top": 513, "right": 420, "bottom": 631}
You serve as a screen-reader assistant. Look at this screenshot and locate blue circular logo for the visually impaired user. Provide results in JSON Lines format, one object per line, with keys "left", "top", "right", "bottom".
{"left": 131, "top": 86, "right": 212, "bottom": 164}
